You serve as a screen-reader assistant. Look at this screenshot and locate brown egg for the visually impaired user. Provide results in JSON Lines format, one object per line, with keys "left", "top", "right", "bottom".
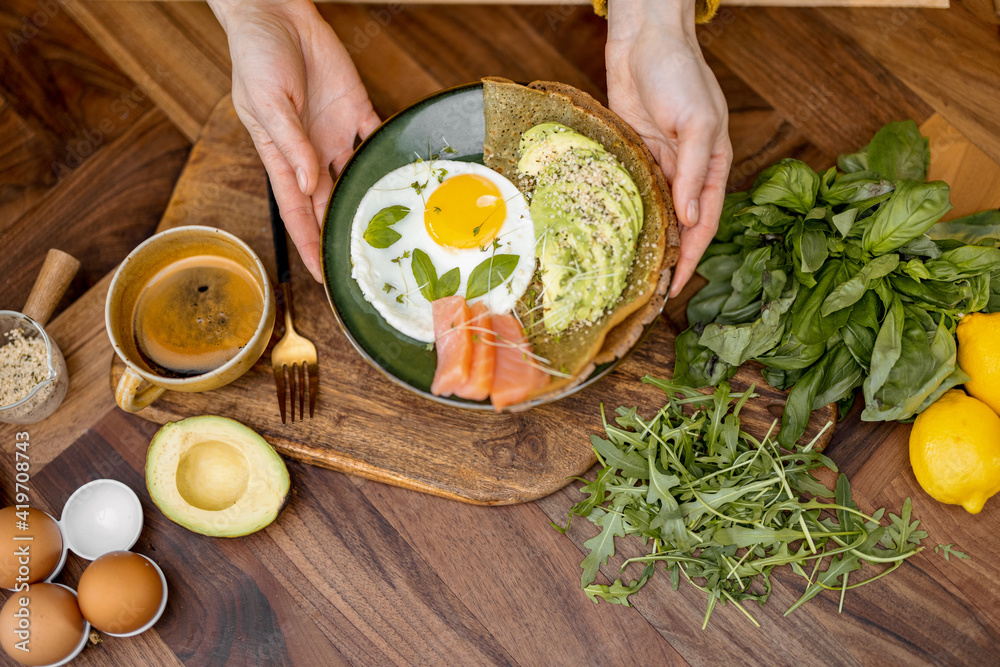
{"left": 0, "top": 507, "right": 63, "bottom": 589}
{"left": 0, "top": 583, "right": 87, "bottom": 666}
{"left": 77, "top": 551, "right": 164, "bottom": 635}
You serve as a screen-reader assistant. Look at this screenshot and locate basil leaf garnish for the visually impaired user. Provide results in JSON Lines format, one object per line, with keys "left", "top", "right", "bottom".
{"left": 363, "top": 205, "right": 409, "bottom": 249}
{"left": 411, "top": 248, "right": 460, "bottom": 302}
{"left": 466, "top": 254, "right": 519, "bottom": 300}
{"left": 437, "top": 267, "right": 461, "bottom": 300}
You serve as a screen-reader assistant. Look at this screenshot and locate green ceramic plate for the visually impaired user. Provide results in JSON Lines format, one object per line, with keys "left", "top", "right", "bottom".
{"left": 321, "top": 82, "right": 622, "bottom": 410}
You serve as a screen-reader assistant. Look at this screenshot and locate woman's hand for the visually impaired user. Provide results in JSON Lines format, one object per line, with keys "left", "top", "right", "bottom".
{"left": 606, "top": 0, "right": 731, "bottom": 297}
{"left": 210, "top": 0, "right": 380, "bottom": 281}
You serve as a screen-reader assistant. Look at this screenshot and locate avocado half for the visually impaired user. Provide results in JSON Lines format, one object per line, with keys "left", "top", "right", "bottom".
{"left": 145, "top": 415, "right": 290, "bottom": 538}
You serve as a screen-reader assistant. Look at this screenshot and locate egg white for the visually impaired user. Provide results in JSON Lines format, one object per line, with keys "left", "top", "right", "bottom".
{"left": 350, "top": 160, "right": 535, "bottom": 342}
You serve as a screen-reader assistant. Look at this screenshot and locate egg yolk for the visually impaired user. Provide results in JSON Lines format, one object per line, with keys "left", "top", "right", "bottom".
{"left": 425, "top": 174, "right": 506, "bottom": 249}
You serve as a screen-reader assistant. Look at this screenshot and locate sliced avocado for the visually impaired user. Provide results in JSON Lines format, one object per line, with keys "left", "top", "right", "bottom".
{"left": 531, "top": 182, "right": 575, "bottom": 329}
{"left": 531, "top": 182, "right": 630, "bottom": 333}
{"left": 146, "top": 415, "right": 290, "bottom": 538}
{"left": 519, "top": 122, "right": 571, "bottom": 154}
{"left": 597, "top": 156, "right": 644, "bottom": 238}
{"left": 538, "top": 233, "right": 575, "bottom": 333}
{"left": 518, "top": 121, "right": 645, "bottom": 334}
{"left": 535, "top": 150, "right": 642, "bottom": 242}
{"left": 517, "top": 123, "right": 605, "bottom": 176}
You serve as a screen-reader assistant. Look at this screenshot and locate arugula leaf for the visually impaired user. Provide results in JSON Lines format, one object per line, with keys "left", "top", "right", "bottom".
{"left": 583, "top": 563, "right": 655, "bottom": 606}
{"left": 363, "top": 204, "right": 409, "bottom": 249}
{"left": 883, "top": 498, "right": 928, "bottom": 554}
{"left": 935, "top": 544, "right": 971, "bottom": 562}
{"left": 563, "top": 379, "right": 939, "bottom": 626}
{"left": 785, "top": 553, "right": 863, "bottom": 616}
{"left": 466, "top": 254, "right": 519, "bottom": 300}
{"left": 580, "top": 509, "right": 625, "bottom": 587}
{"left": 591, "top": 435, "right": 645, "bottom": 479}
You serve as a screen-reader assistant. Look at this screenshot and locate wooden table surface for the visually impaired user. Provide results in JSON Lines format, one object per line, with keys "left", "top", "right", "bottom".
{"left": 2, "top": 2, "right": 1000, "bottom": 665}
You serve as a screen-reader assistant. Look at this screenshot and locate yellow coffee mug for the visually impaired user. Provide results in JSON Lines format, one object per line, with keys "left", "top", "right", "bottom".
{"left": 106, "top": 226, "right": 275, "bottom": 412}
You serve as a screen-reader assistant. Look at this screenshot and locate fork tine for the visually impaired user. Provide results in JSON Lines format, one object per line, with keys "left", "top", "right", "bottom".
{"left": 273, "top": 364, "right": 287, "bottom": 425}
{"left": 289, "top": 363, "right": 298, "bottom": 423}
{"left": 297, "top": 362, "right": 306, "bottom": 422}
{"left": 307, "top": 362, "right": 318, "bottom": 419}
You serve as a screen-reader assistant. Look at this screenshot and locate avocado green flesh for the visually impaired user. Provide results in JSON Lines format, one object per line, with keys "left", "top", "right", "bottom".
{"left": 520, "top": 123, "right": 642, "bottom": 334}
{"left": 518, "top": 123, "right": 606, "bottom": 177}
{"left": 532, "top": 182, "right": 631, "bottom": 328}
{"left": 146, "top": 415, "right": 290, "bottom": 538}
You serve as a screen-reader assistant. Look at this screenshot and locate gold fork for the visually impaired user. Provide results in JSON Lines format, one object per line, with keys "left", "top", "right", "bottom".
{"left": 267, "top": 178, "right": 319, "bottom": 423}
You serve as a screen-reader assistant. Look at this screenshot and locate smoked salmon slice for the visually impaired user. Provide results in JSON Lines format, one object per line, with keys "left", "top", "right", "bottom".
{"left": 430, "top": 296, "right": 473, "bottom": 397}
{"left": 453, "top": 302, "right": 497, "bottom": 401}
{"left": 490, "top": 313, "right": 549, "bottom": 412}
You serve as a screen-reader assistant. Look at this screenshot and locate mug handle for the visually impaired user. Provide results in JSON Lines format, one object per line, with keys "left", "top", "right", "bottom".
{"left": 115, "top": 367, "right": 165, "bottom": 413}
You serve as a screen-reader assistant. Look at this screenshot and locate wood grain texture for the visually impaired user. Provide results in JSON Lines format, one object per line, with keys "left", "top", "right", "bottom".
{"left": 1, "top": 2, "right": 999, "bottom": 665}
{"left": 703, "top": 7, "right": 934, "bottom": 157}
{"left": 0, "top": 96, "right": 56, "bottom": 224}
{"left": 102, "top": 0, "right": 954, "bottom": 7}
{"left": 107, "top": 95, "right": 835, "bottom": 504}
{"left": 0, "top": 0, "right": 160, "bottom": 224}
{"left": 924, "top": 112, "right": 1000, "bottom": 220}
{"left": 819, "top": 1, "right": 1000, "bottom": 167}
{"left": 60, "top": 0, "right": 230, "bottom": 142}
{"left": 959, "top": 0, "right": 1000, "bottom": 21}
{"left": 0, "top": 108, "right": 189, "bottom": 315}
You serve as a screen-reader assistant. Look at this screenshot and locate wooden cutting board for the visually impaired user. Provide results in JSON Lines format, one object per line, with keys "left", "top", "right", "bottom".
{"left": 110, "top": 95, "right": 835, "bottom": 505}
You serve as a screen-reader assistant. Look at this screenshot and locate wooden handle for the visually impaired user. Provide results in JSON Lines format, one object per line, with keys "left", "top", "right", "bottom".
{"left": 22, "top": 249, "right": 81, "bottom": 326}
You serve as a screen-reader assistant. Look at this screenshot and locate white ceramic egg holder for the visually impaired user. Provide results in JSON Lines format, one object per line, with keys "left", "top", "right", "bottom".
{"left": 14, "top": 479, "right": 169, "bottom": 665}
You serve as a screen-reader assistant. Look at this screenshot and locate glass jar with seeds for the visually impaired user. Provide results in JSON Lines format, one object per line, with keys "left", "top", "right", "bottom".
{"left": 0, "top": 311, "right": 69, "bottom": 424}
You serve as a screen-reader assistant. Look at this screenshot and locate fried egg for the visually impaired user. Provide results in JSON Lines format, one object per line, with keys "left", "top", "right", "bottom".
{"left": 350, "top": 160, "right": 535, "bottom": 342}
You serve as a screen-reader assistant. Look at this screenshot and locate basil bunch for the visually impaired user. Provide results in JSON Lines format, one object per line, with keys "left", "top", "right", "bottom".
{"left": 676, "top": 120, "right": 1000, "bottom": 446}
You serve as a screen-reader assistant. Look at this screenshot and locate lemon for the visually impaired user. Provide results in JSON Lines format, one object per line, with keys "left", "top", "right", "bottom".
{"left": 909, "top": 389, "right": 1000, "bottom": 514}
{"left": 957, "top": 311, "right": 1000, "bottom": 415}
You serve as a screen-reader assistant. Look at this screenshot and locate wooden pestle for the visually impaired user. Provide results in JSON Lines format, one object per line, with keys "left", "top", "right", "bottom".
{"left": 22, "top": 249, "right": 82, "bottom": 327}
